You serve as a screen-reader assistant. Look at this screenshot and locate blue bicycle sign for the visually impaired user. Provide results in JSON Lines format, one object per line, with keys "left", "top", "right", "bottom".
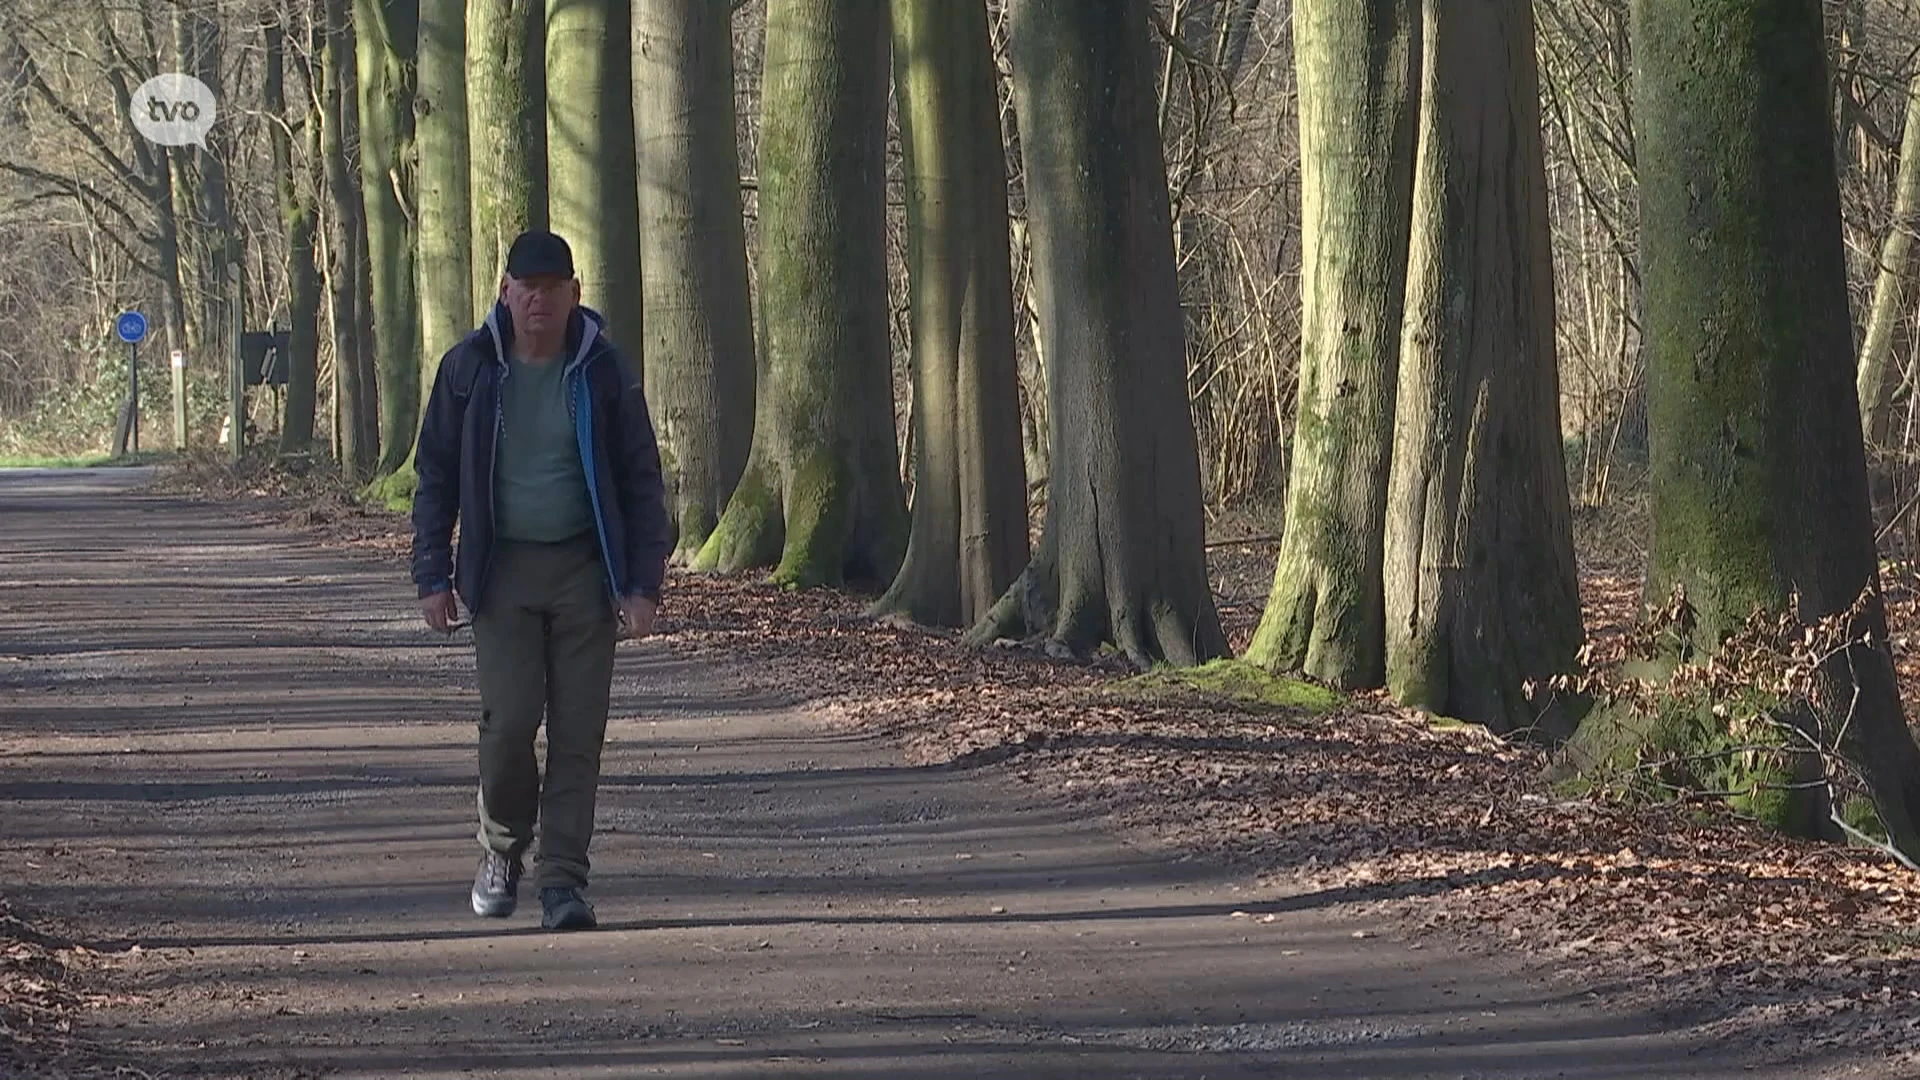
{"left": 115, "top": 311, "right": 148, "bottom": 344}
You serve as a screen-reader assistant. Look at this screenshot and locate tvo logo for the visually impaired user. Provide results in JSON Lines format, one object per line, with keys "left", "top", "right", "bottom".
{"left": 131, "top": 73, "right": 218, "bottom": 148}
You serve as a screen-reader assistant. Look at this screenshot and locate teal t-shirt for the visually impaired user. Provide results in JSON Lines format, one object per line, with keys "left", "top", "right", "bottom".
{"left": 494, "top": 355, "right": 595, "bottom": 543}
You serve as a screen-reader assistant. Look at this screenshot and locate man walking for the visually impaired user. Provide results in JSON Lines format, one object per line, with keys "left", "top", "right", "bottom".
{"left": 410, "top": 230, "right": 670, "bottom": 931}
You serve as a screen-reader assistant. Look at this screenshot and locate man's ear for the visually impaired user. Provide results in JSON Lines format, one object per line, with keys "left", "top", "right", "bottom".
{"left": 498, "top": 275, "right": 511, "bottom": 300}
{"left": 570, "top": 279, "right": 582, "bottom": 305}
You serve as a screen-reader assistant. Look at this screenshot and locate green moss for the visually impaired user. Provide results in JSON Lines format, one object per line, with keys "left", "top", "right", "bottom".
{"left": 1113, "top": 658, "right": 1340, "bottom": 715}
{"left": 1384, "top": 634, "right": 1446, "bottom": 717}
{"left": 691, "top": 461, "right": 782, "bottom": 573}
{"left": 363, "top": 464, "right": 418, "bottom": 511}
{"left": 1562, "top": 686, "right": 1823, "bottom": 837}
{"left": 672, "top": 499, "right": 718, "bottom": 564}
{"left": 772, "top": 450, "right": 853, "bottom": 589}
{"left": 1842, "top": 796, "right": 1889, "bottom": 844}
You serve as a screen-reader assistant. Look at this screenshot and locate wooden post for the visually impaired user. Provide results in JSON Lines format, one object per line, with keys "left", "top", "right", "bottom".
{"left": 171, "top": 349, "right": 188, "bottom": 450}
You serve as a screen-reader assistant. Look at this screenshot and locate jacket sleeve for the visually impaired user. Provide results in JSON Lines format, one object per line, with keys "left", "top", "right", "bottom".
{"left": 613, "top": 365, "right": 672, "bottom": 601}
{"left": 410, "top": 348, "right": 465, "bottom": 597}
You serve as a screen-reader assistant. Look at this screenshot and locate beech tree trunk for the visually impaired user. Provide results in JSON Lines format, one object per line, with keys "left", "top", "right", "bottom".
{"left": 872, "top": 0, "right": 1028, "bottom": 628}
{"left": 546, "top": 0, "right": 643, "bottom": 351}
{"left": 321, "top": 0, "right": 375, "bottom": 480}
{"left": 416, "top": 0, "right": 473, "bottom": 398}
{"left": 357, "top": 0, "right": 420, "bottom": 476}
{"left": 468, "top": 0, "right": 547, "bottom": 310}
{"left": 1381, "top": 0, "right": 1582, "bottom": 737}
{"left": 968, "top": 0, "right": 1226, "bottom": 667}
{"left": 1856, "top": 66, "right": 1920, "bottom": 450}
{"left": 1635, "top": 0, "right": 1920, "bottom": 862}
{"left": 692, "top": 0, "right": 907, "bottom": 589}
{"left": 268, "top": 19, "right": 322, "bottom": 454}
{"left": 634, "top": 0, "right": 756, "bottom": 561}
{"left": 1247, "top": 0, "right": 1418, "bottom": 689}
{"left": 169, "top": 6, "right": 227, "bottom": 366}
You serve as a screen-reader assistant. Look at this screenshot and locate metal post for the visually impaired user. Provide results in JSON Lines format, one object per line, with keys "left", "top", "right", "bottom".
{"left": 129, "top": 341, "right": 139, "bottom": 455}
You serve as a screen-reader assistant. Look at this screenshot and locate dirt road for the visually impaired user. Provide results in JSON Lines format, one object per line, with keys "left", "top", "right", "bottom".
{"left": 0, "top": 469, "right": 1848, "bottom": 1078}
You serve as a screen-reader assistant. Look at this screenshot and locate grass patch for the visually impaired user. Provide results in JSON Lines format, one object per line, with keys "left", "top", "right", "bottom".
{"left": 0, "top": 450, "right": 171, "bottom": 469}
{"left": 1877, "top": 928, "right": 1920, "bottom": 956}
{"left": 1113, "top": 658, "right": 1341, "bottom": 715}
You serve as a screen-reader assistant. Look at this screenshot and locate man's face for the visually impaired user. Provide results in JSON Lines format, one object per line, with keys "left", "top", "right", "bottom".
{"left": 500, "top": 273, "right": 580, "bottom": 339}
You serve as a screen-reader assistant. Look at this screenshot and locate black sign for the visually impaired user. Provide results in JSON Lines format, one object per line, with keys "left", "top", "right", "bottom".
{"left": 241, "top": 330, "right": 291, "bottom": 386}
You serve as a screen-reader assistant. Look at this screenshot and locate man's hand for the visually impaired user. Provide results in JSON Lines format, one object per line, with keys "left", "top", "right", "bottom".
{"left": 618, "top": 595, "right": 658, "bottom": 640}
{"left": 422, "top": 590, "right": 458, "bottom": 634}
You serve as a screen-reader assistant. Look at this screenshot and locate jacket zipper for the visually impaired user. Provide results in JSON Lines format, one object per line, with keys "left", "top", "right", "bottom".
{"left": 476, "top": 313, "right": 509, "bottom": 608}
{"left": 564, "top": 325, "right": 622, "bottom": 603}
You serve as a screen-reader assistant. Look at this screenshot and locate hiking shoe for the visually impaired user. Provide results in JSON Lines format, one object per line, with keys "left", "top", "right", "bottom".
{"left": 470, "top": 851, "right": 522, "bottom": 917}
{"left": 540, "top": 887, "right": 597, "bottom": 931}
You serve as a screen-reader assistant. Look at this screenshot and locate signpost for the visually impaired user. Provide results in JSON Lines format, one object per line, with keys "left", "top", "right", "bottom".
{"left": 114, "top": 311, "right": 148, "bottom": 455}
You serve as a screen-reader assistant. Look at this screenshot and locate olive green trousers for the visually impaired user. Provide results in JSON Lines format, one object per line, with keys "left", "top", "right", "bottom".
{"left": 471, "top": 534, "right": 616, "bottom": 889}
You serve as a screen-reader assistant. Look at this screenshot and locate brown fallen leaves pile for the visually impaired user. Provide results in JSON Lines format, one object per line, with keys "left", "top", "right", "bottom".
{"left": 0, "top": 902, "right": 146, "bottom": 1079}
{"left": 662, "top": 567, "right": 1920, "bottom": 1071}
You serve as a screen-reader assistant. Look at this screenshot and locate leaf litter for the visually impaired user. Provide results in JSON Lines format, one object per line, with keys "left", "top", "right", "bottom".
{"left": 659, "top": 567, "right": 1920, "bottom": 1072}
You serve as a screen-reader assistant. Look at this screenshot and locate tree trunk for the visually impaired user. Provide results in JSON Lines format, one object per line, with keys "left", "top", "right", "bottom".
{"left": 156, "top": 144, "right": 190, "bottom": 426}
{"left": 467, "top": 0, "right": 547, "bottom": 311}
{"left": 1381, "top": 0, "right": 1581, "bottom": 736}
{"left": 1856, "top": 66, "right": 1920, "bottom": 450}
{"left": 0, "top": 35, "right": 26, "bottom": 130}
{"left": 165, "top": 5, "right": 241, "bottom": 399}
{"left": 1247, "top": 0, "right": 1417, "bottom": 689}
{"left": 416, "top": 0, "right": 473, "bottom": 400}
{"left": 269, "top": 19, "right": 323, "bottom": 454}
{"left": 692, "top": 0, "right": 907, "bottom": 589}
{"left": 357, "top": 0, "right": 420, "bottom": 476}
{"left": 168, "top": 6, "right": 227, "bottom": 372}
{"left": 545, "top": 0, "right": 643, "bottom": 351}
{"left": 322, "top": 0, "right": 374, "bottom": 480}
{"left": 353, "top": 176, "right": 381, "bottom": 462}
{"left": 871, "top": 0, "right": 1028, "bottom": 628}
{"left": 968, "top": 0, "right": 1226, "bottom": 667}
{"left": 1634, "top": 0, "right": 1920, "bottom": 861}
{"left": 633, "top": 0, "right": 757, "bottom": 562}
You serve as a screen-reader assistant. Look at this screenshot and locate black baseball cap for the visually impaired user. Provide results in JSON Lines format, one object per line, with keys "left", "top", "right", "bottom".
{"left": 504, "top": 230, "right": 575, "bottom": 279}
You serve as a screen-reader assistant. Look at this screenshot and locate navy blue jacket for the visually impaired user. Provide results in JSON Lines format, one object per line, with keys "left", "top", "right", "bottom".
{"left": 410, "top": 302, "right": 671, "bottom": 612}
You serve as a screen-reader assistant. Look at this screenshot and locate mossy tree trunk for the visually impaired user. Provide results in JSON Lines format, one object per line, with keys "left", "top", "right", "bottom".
{"left": 358, "top": 0, "right": 475, "bottom": 504}
{"left": 692, "top": 0, "right": 907, "bottom": 589}
{"left": 1247, "top": 0, "right": 1418, "bottom": 689}
{"left": 1634, "top": 0, "right": 1920, "bottom": 861}
{"left": 1856, "top": 66, "right": 1920, "bottom": 450}
{"left": 415, "top": 0, "right": 473, "bottom": 398}
{"left": 321, "top": 0, "right": 375, "bottom": 479}
{"left": 546, "top": 0, "right": 643, "bottom": 353}
{"left": 871, "top": 0, "right": 1028, "bottom": 628}
{"left": 634, "top": 0, "right": 757, "bottom": 562}
{"left": 357, "top": 0, "right": 420, "bottom": 476}
{"left": 268, "top": 19, "right": 323, "bottom": 454}
{"left": 967, "top": 0, "right": 1226, "bottom": 667}
{"left": 1382, "top": 0, "right": 1581, "bottom": 737}
{"left": 468, "top": 0, "right": 547, "bottom": 311}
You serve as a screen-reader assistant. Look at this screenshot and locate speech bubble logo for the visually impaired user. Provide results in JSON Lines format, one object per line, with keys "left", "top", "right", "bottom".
{"left": 130, "top": 73, "right": 217, "bottom": 148}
